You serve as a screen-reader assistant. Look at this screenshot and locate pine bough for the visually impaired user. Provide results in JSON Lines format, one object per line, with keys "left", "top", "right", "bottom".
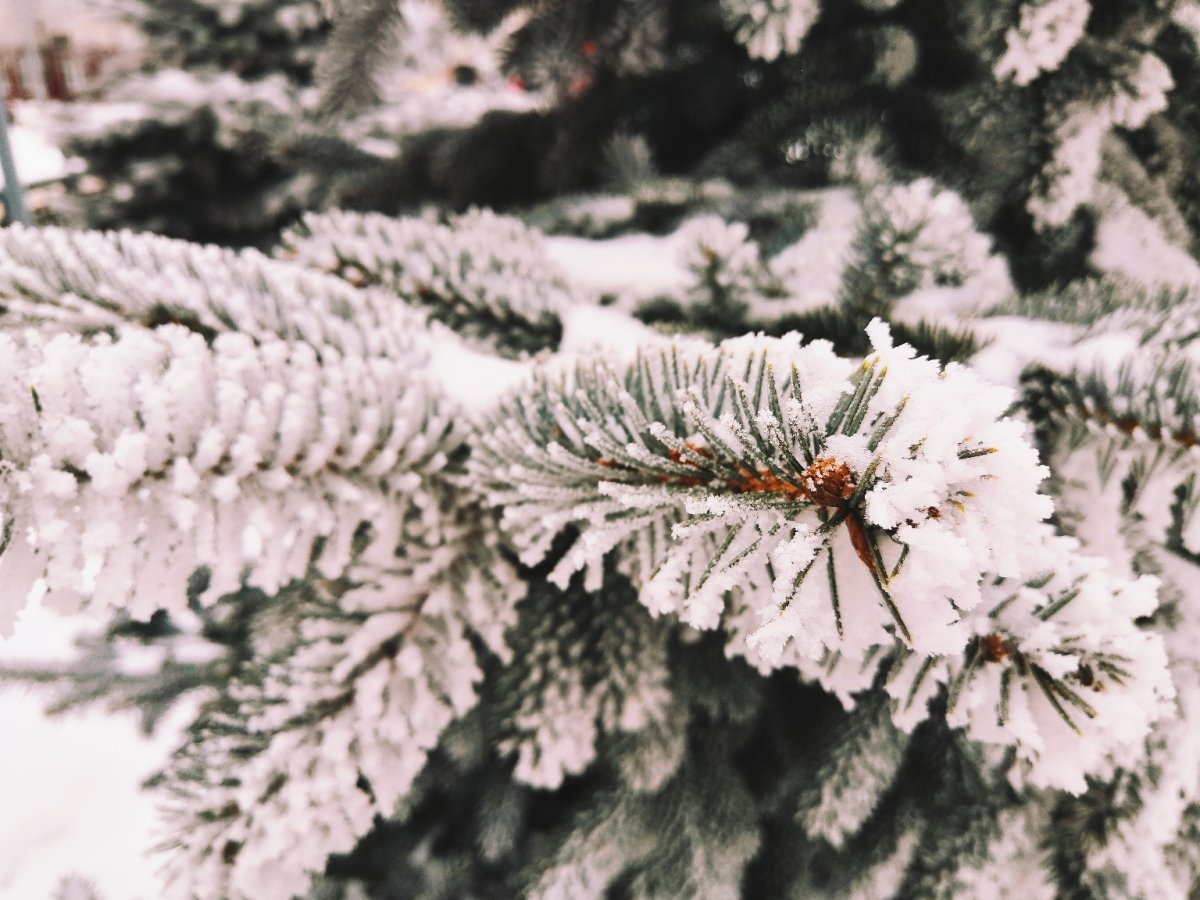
{"left": 0, "top": 213, "right": 1184, "bottom": 896}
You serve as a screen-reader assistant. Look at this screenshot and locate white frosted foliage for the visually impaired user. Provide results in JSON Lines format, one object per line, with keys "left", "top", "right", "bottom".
{"left": 994, "top": 0, "right": 1090, "bottom": 85}
{"left": 160, "top": 504, "right": 523, "bottom": 900}
{"left": 845, "top": 830, "right": 921, "bottom": 900}
{"left": 499, "top": 578, "right": 672, "bottom": 790}
{"left": 0, "top": 324, "right": 451, "bottom": 632}
{"left": 678, "top": 215, "right": 765, "bottom": 300}
{"left": 1041, "top": 332, "right": 1200, "bottom": 561}
{"left": 720, "top": 0, "right": 820, "bottom": 61}
{"left": 798, "top": 697, "right": 907, "bottom": 848}
{"left": 953, "top": 808, "right": 1056, "bottom": 900}
{"left": 0, "top": 225, "right": 424, "bottom": 358}
{"left": 528, "top": 796, "right": 657, "bottom": 900}
{"left": 612, "top": 702, "right": 690, "bottom": 793}
{"left": 886, "top": 529, "right": 1174, "bottom": 794}
{"left": 474, "top": 320, "right": 1054, "bottom": 668}
{"left": 279, "top": 208, "right": 579, "bottom": 354}
{"left": 1030, "top": 53, "right": 1173, "bottom": 229}
{"left": 861, "top": 179, "right": 1012, "bottom": 308}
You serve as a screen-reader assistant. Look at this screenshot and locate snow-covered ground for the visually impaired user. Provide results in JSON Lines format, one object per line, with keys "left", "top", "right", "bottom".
{"left": 0, "top": 607, "right": 177, "bottom": 899}
{"left": 0, "top": 104, "right": 80, "bottom": 189}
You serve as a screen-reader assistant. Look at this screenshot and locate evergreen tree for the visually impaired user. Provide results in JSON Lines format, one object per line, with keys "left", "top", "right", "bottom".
{"left": 55, "top": 0, "right": 331, "bottom": 245}
{"left": 5, "top": 1, "right": 1200, "bottom": 897}
{"left": 53, "top": 0, "right": 521, "bottom": 245}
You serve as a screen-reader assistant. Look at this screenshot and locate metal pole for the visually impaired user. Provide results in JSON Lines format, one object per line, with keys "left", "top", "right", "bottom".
{"left": 0, "top": 80, "right": 31, "bottom": 226}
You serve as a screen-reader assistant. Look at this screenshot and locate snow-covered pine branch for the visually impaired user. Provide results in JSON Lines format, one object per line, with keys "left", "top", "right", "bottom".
{"left": 674, "top": 215, "right": 775, "bottom": 326}
{"left": 0, "top": 324, "right": 459, "bottom": 631}
{"left": 0, "top": 224, "right": 544, "bottom": 896}
{"left": 278, "top": 208, "right": 579, "bottom": 356}
{"left": 495, "top": 569, "right": 672, "bottom": 789}
{"left": 158, "top": 491, "right": 521, "bottom": 900}
{"left": 994, "top": 277, "right": 1188, "bottom": 326}
{"left": 994, "top": 0, "right": 1091, "bottom": 86}
{"left": 885, "top": 528, "right": 1173, "bottom": 794}
{"left": 719, "top": 0, "right": 820, "bottom": 62}
{"left": 471, "top": 320, "right": 1053, "bottom": 661}
{"left": 1022, "top": 298, "right": 1200, "bottom": 562}
{"left": 1061, "top": 689, "right": 1200, "bottom": 898}
{"left": 0, "top": 226, "right": 471, "bottom": 632}
{"left": 0, "top": 225, "right": 422, "bottom": 357}
{"left": 1029, "top": 49, "right": 1173, "bottom": 230}
{"left": 795, "top": 693, "right": 908, "bottom": 848}
{"left": 656, "top": 179, "right": 1009, "bottom": 344}
{"left": 315, "top": 0, "right": 404, "bottom": 118}
{"left": 850, "top": 179, "right": 1011, "bottom": 317}
{"left": 12, "top": 0, "right": 1200, "bottom": 895}
{"left": 527, "top": 734, "right": 761, "bottom": 900}
{"left": 470, "top": 321, "right": 1174, "bottom": 789}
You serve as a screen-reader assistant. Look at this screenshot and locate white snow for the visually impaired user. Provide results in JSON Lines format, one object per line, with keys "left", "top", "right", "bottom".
{"left": 426, "top": 330, "right": 531, "bottom": 414}
{"left": 0, "top": 606, "right": 177, "bottom": 899}
{"left": 968, "top": 316, "right": 1082, "bottom": 388}
{"left": 1091, "top": 187, "right": 1200, "bottom": 289}
{"left": 768, "top": 187, "right": 861, "bottom": 314}
{"left": 994, "top": 0, "right": 1090, "bottom": 85}
{"left": 558, "top": 304, "right": 660, "bottom": 363}
{"left": 0, "top": 120, "right": 77, "bottom": 189}
{"left": 544, "top": 233, "right": 691, "bottom": 301}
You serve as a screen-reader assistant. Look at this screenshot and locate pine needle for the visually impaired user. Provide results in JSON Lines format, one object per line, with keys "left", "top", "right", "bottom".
{"left": 317, "top": 0, "right": 403, "bottom": 120}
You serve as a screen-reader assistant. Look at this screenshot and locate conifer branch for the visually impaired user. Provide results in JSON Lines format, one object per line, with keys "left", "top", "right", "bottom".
{"left": 0, "top": 225, "right": 425, "bottom": 357}
{"left": 158, "top": 494, "right": 522, "bottom": 899}
{"left": 472, "top": 320, "right": 1053, "bottom": 663}
{"left": 316, "top": 0, "right": 403, "bottom": 119}
{"left": 496, "top": 569, "right": 672, "bottom": 789}
{"left": 279, "top": 208, "right": 578, "bottom": 356}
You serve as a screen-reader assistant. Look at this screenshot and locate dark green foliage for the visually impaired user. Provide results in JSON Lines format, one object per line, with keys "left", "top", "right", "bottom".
{"left": 316, "top": 0, "right": 403, "bottom": 119}
{"left": 133, "top": 0, "right": 330, "bottom": 81}
{"left": 994, "top": 278, "right": 1185, "bottom": 325}
{"left": 0, "top": 586, "right": 262, "bottom": 736}
{"left": 1045, "top": 771, "right": 1144, "bottom": 899}
{"left": 59, "top": 1, "right": 330, "bottom": 246}
{"left": 62, "top": 103, "right": 303, "bottom": 247}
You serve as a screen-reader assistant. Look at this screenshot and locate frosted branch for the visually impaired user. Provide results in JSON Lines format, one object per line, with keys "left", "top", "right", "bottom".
{"left": 472, "top": 321, "right": 1054, "bottom": 663}
{"left": 0, "top": 324, "right": 453, "bottom": 631}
